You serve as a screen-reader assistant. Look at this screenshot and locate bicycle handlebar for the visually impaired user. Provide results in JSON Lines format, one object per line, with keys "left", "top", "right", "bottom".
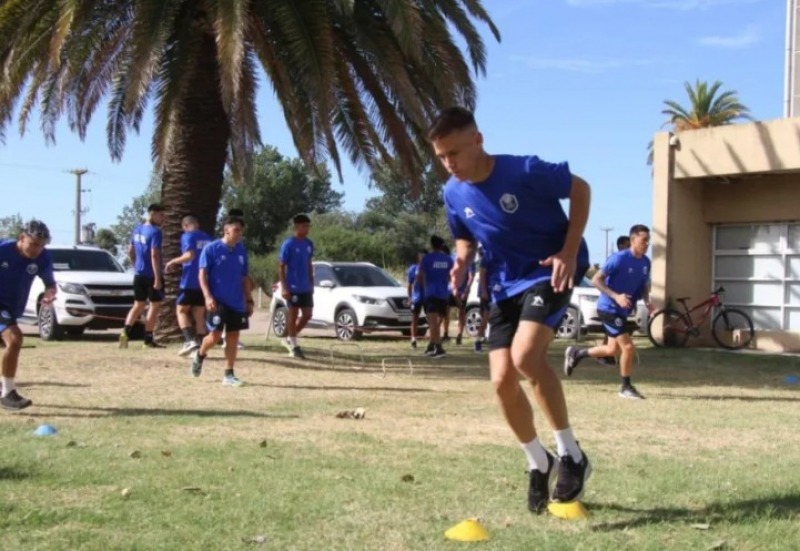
{"left": 713, "top": 285, "right": 725, "bottom": 294}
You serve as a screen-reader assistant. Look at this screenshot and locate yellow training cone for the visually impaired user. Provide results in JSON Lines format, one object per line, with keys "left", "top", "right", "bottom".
{"left": 547, "top": 501, "right": 589, "bottom": 520}
{"left": 444, "top": 519, "right": 491, "bottom": 542}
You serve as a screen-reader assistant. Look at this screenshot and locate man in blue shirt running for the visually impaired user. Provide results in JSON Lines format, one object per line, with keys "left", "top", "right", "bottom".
{"left": 165, "top": 215, "right": 212, "bottom": 357}
{"left": 120, "top": 203, "right": 165, "bottom": 349}
{"left": 564, "top": 225, "right": 655, "bottom": 399}
{"left": 430, "top": 107, "right": 591, "bottom": 512}
{"left": 278, "top": 214, "right": 315, "bottom": 359}
{"left": 191, "top": 216, "right": 252, "bottom": 386}
{"left": 406, "top": 249, "right": 426, "bottom": 349}
{"left": 0, "top": 220, "right": 56, "bottom": 410}
{"left": 417, "top": 235, "right": 453, "bottom": 358}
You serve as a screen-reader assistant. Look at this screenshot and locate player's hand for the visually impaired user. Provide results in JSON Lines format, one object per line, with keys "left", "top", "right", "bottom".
{"left": 540, "top": 251, "right": 576, "bottom": 293}
{"left": 450, "top": 259, "right": 469, "bottom": 292}
{"left": 165, "top": 262, "right": 179, "bottom": 274}
{"left": 42, "top": 286, "right": 57, "bottom": 304}
{"left": 246, "top": 302, "right": 254, "bottom": 317}
{"left": 154, "top": 279, "right": 163, "bottom": 291}
{"left": 281, "top": 288, "right": 291, "bottom": 300}
{"left": 614, "top": 293, "right": 633, "bottom": 309}
{"left": 205, "top": 297, "right": 217, "bottom": 312}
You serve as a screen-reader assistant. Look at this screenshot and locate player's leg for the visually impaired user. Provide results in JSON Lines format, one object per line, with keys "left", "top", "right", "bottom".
{"left": 191, "top": 309, "right": 223, "bottom": 378}
{"left": 1, "top": 320, "right": 32, "bottom": 410}
{"left": 474, "top": 300, "right": 489, "bottom": 352}
{"left": 615, "top": 332, "right": 644, "bottom": 399}
{"left": 423, "top": 300, "right": 441, "bottom": 356}
{"left": 455, "top": 297, "right": 466, "bottom": 345}
{"left": 221, "top": 309, "right": 248, "bottom": 386}
{"left": 409, "top": 303, "right": 421, "bottom": 349}
{"left": 191, "top": 304, "right": 207, "bottom": 345}
{"left": 295, "top": 295, "right": 313, "bottom": 333}
{"left": 285, "top": 299, "right": 299, "bottom": 353}
{"left": 121, "top": 276, "right": 148, "bottom": 348}
{"left": 142, "top": 283, "right": 164, "bottom": 348}
{"left": 175, "top": 291, "right": 198, "bottom": 356}
{"left": 564, "top": 313, "right": 622, "bottom": 376}
{"left": 441, "top": 299, "right": 452, "bottom": 341}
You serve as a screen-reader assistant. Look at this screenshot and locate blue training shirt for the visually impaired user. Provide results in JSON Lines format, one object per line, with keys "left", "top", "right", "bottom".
{"left": 131, "top": 223, "right": 162, "bottom": 278}
{"left": 0, "top": 239, "right": 55, "bottom": 318}
{"left": 596, "top": 250, "right": 651, "bottom": 316}
{"left": 406, "top": 264, "right": 424, "bottom": 304}
{"left": 279, "top": 236, "right": 314, "bottom": 294}
{"left": 420, "top": 251, "right": 453, "bottom": 300}
{"left": 179, "top": 230, "right": 212, "bottom": 290}
{"left": 444, "top": 154, "right": 590, "bottom": 302}
{"left": 199, "top": 239, "right": 249, "bottom": 312}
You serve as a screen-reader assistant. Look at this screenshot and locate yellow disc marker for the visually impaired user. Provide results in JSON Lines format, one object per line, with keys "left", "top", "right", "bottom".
{"left": 444, "top": 519, "right": 491, "bottom": 542}
{"left": 547, "top": 501, "right": 590, "bottom": 520}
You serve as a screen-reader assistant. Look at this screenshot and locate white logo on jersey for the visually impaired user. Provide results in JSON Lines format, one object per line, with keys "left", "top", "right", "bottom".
{"left": 531, "top": 295, "right": 544, "bottom": 307}
{"left": 27, "top": 263, "right": 38, "bottom": 275}
{"left": 499, "top": 193, "right": 518, "bottom": 214}
{"left": 212, "top": 315, "right": 221, "bottom": 325}
{"left": 614, "top": 317, "right": 624, "bottom": 327}
{"left": 643, "top": 266, "right": 648, "bottom": 275}
{"left": 307, "top": 245, "right": 312, "bottom": 253}
{"left": 1, "top": 262, "right": 7, "bottom": 269}
{"left": 1, "top": 310, "right": 11, "bottom": 319}
{"left": 238, "top": 255, "right": 244, "bottom": 265}
{"left": 628, "top": 267, "right": 633, "bottom": 273}
{"left": 464, "top": 207, "right": 475, "bottom": 219}
{"left": 432, "top": 261, "right": 450, "bottom": 269}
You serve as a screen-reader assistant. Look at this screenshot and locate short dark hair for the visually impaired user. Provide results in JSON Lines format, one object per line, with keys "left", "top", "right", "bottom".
{"left": 616, "top": 235, "right": 630, "bottom": 250}
{"left": 223, "top": 215, "right": 245, "bottom": 228}
{"left": 427, "top": 107, "right": 477, "bottom": 141}
{"left": 148, "top": 203, "right": 164, "bottom": 213}
{"left": 629, "top": 224, "right": 650, "bottom": 236}
{"left": 293, "top": 213, "right": 311, "bottom": 224}
{"left": 228, "top": 208, "right": 245, "bottom": 217}
{"left": 430, "top": 235, "right": 445, "bottom": 250}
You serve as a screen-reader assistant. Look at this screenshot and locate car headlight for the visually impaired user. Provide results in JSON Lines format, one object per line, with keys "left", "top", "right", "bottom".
{"left": 352, "top": 295, "right": 386, "bottom": 306}
{"left": 58, "top": 282, "right": 88, "bottom": 295}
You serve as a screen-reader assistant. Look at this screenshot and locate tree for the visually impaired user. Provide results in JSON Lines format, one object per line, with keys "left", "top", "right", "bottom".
{"left": 94, "top": 228, "right": 119, "bottom": 256}
{"left": 366, "top": 160, "right": 445, "bottom": 218}
{"left": 647, "top": 80, "right": 753, "bottom": 165}
{"left": 110, "top": 173, "right": 161, "bottom": 266}
{"left": 0, "top": 1, "right": 499, "bottom": 339}
{"left": 0, "top": 213, "right": 23, "bottom": 240}
{"left": 220, "top": 145, "right": 343, "bottom": 254}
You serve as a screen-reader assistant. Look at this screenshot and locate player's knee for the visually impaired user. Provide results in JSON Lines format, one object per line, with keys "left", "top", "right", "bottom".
{"left": 491, "top": 372, "right": 518, "bottom": 398}
{"left": 4, "top": 329, "right": 23, "bottom": 350}
{"left": 620, "top": 340, "right": 635, "bottom": 354}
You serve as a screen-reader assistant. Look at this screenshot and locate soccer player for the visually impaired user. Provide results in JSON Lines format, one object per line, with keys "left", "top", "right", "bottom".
{"left": 278, "top": 214, "right": 314, "bottom": 359}
{"left": 120, "top": 203, "right": 165, "bottom": 349}
{"left": 0, "top": 220, "right": 56, "bottom": 410}
{"left": 417, "top": 235, "right": 453, "bottom": 358}
{"left": 430, "top": 107, "right": 592, "bottom": 512}
{"left": 598, "top": 234, "right": 635, "bottom": 365}
{"left": 564, "top": 225, "right": 655, "bottom": 399}
{"left": 221, "top": 208, "right": 251, "bottom": 350}
{"left": 190, "top": 216, "right": 252, "bottom": 386}
{"left": 406, "top": 249, "right": 426, "bottom": 349}
{"left": 473, "top": 249, "right": 492, "bottom": 353}
{"left": 453, "top": 256, "right": 476, "bottom": 345}
{"left": 165, "top": 215, "right": 212, "bottom": 357}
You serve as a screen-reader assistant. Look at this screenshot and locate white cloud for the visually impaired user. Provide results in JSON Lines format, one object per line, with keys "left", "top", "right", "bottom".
{"left": 566, "top": 0, "right": 763, "bottom": 9}
{"left": 697, "top": 26, "right": 760, "bottom": 49}
{"left": 511, "top": 56, "right": 651, "bottom": 74}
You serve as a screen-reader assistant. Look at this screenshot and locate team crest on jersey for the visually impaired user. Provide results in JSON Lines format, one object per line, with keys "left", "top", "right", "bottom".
{"left": 643, "top": 266, "right": 649, "bottom": 275}
{"left": 1, "top": 261, "right": 7, "bottom": 269}
{"left": 27, "top": 263, "right": 38, "bottom": 275}
{"left": 212, "top": 315, "right": 221, "bottom": 325}
{"left": 1, "top": 310, "right": 11, "bottom": 319}
{"left": 307, "top": 245, "right": 312, "bottom": 253}
{"left": 614, "top": 317, "right": 624, "bottom": 327}
{"left": 499, "top": 193, "right": 518, "bottom": 214}
{"left": 464, "top": 207, "right": 475, "bottom": 219}
{"left": 238, "top": 255, "right": 244, "bottom": 265}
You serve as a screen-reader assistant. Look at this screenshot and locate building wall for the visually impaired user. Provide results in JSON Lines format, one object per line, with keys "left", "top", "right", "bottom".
{"left": 703, "top": 174, "right": 800, "bottom": 223}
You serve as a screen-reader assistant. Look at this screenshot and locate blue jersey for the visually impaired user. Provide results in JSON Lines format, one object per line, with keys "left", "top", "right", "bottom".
{"left": 596, "top": 250, "right": 651, "bottom": 316}
{"left": 279, "top": 236, "right": 314, "bottom": 294}
{"left": 131, "top": 223, "right": 162, "bottom": 278}
{"left": 179, "top": 230, "right": 212, "bottom": 290}
{"left": 406, "top": 264, "right": 424, "bottom": 304}
{"left": 444, "top": 154, "right": 590, "bottom": 302}
{"left": 0, "top": 239, "right": 55, "bottom": 317}
{"left": 199, "top": 239, "right": 249, "bottom": 311}
{"left": 420, "top": 251, "right": 453, "bottom": 300}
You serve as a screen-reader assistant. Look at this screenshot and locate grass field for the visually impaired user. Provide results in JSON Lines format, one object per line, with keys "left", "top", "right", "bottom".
{"left": 1, "top": 327, "right": 799, "bottom": 550}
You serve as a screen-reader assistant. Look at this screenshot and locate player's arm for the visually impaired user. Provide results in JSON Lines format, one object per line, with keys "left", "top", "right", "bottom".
{"left": 40, "top": 255, "right": 57, "bottom": 303}
{"left": 592, "top": 269, "right": 631, "bottom": 309}
{"left": 127, "top": 242, "right": 135, "bottom": 266}
{"left": 151, "top": 231, "right": 163, "bottom": 289}
{"left": 562, "top": 175, "right": 590, "bottom": 259}
{"left": 307, "top": 258, "right": 314, "bottom": 292}
{"left": 479, "top": 266, "right": 488, "bottom": 298}
{"left": 165, "top": 250, "right": 194, "bottom": 271}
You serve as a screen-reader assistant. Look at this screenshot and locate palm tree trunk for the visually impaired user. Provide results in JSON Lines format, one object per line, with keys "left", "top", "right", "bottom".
{"left": 155, "top": 32, "right": 230, "bottom": 341}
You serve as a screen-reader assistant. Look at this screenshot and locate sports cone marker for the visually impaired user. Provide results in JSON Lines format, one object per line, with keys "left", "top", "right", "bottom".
{"left": 444, "top": 519, "right": 490, "bottom": 542}
{"left": 547, "top": 501, "right": 589, "bottom": 520}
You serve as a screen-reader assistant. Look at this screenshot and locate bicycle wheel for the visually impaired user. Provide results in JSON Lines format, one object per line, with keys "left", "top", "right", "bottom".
{"left": 712, "top": 308, "right": 754, "bottom": 350}
{"left": 647, "top": 308, "right": 691, "bottom": 348}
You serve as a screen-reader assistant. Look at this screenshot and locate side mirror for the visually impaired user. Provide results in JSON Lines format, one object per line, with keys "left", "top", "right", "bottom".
{"left": 319, "top": 280, "right": 335, "bottom": 289}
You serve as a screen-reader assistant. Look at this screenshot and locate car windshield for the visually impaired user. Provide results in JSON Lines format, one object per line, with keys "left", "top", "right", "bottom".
{"left": 49, "top": 249, "right": 125, "bottom": 273}
{"left": 331, "top": 265, "right": 400, "bottom": 288}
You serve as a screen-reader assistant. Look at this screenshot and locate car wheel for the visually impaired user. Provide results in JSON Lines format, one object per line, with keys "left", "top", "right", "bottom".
{"left": 335, "top": 308, "right": 362, "bottom": 341}
{"left": 556, "top": 306, "right": 580, "bottom": 340}
{"left": 465, "top": 306, "right": 483, "bottom": 338}
{"left": 38, "top": 302, "right": 65, "bottom": 341}
{"left": 272, "top": 305, "right": 289, "bottom": 338}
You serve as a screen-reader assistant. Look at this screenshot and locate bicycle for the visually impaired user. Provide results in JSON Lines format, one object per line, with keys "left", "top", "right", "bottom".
{"left": 647, "top": 286, "right": 755, "bottom": 350}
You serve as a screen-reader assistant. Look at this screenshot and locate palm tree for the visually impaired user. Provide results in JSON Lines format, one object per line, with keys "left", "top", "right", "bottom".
{"left": 647, "top": 79, "right": 753, "bottom": 165}
{"left": 0, "top": 1, "right": 499, "bottom": 337}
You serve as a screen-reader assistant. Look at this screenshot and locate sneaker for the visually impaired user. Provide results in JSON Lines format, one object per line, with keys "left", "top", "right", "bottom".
{"left": 455, "top": 334, "right": 462, "bottom": 346}
{"left": 178, "top": 341, "right": 199, "bottom": 357}
{"left": 290, "top": 346, "right": 305, "bottom": 359}
{"left": 222, "top": 374, "right": 244, "bottom": 387}
{"left": 283, "top": 338, "right": 294, "bottom": 353}
{"left": 118, "top": 332, "right": 128, "bottom": 349}
{"left": 410, "top": 340, "right": 417, "bottom": 350}
{"left": 0, "top": 390, "right": 32, "bottom": 411}
{"left": 442, "top": 335, "right": 451, "bottom": 343}
{"left": 473, "top": 340, "right": 483, "bottom": 353}
{"left": 431, "top": 345, "right": 447, "bottom": 359}
{"left": 619, "top": 385, "right": 645, "bottom": 400}
{"left": 563, "top": 346, "right": 583, "bottom": 377}
{"left": 527, "top": 451, "right": 557, "bottom": 514}
{"left": 143, "top": 341, "right": 166, "bottom": 349}
{"left": 552, "top": 447, "right": 592, "bottom": 503}
{"left": 190, "top": 352, "right": 204, "bottom": 378}
{"left": 423, "top": 343, "right": 435, "bottom": 357}
{"left": 237, "top": 342, "right": 245, "bottom": 350}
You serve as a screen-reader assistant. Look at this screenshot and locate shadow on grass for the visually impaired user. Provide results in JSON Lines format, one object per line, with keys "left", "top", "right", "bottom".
{"left": 25, "top": 405, "right": 297, "bottom": 420}
{"left": 588, "top": 493, "right": 800, "bottom": 531}
{"left": 655, "top": 393, "right": 800, "bottom": 403}
{"left": 0, "top": 465, "right": 35, "bottom": 481}
{"left": 18, "top": 381, "right": 90, "bottom": 389}
{"left": 248, "top": 383, "right": 443, "bottom": 393}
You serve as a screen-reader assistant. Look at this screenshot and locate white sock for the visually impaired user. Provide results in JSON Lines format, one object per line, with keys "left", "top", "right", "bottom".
{"left": 521, "top": 437, "right": 549, "bottom": 472}
{"left": 553, "top": 428, "right": 583, "bottom": 462}
{"left": 288, "top": 337, "right": 297, "bottom": 347}
{"left": 1, "top": 377, "right": 15, "bottom": 397}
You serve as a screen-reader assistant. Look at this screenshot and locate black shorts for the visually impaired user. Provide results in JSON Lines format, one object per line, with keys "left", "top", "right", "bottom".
{"left": 0, "top": 306, "right": 18, "bottom": 333}
{"left": 133, "top": 275, "right": 164, "bottom": 303}
{"left": 288, "top": 292, "right": 314, "bottom": 309}
{"left": 177, "top": 288, "right": 205, "bottom": 307}
{"left": 487, "top": 281, "right": 572, "bottom": 351}
{"left": 206, "top": 304, "right": 249, "bottom": 333}
{"left": 424, "top": 297, "right": 448, "bottom": 317}
{"left": 598, "top": 311, "right": 634, "bottom": 337}
{"left": 447, "top": 294, "right": 460, "bottom": 308}
{"left": 411, "top": 301, "right": 424, "bottom": 316}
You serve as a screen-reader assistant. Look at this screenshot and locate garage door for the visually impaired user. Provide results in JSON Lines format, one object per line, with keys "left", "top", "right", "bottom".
{"left": 713, "top": 223, "right": 800, "bottom": 330}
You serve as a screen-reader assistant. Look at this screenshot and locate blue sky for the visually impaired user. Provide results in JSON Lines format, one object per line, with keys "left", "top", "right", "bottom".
{"left": 0, "top": 0, "right": 786, "bottom": 263}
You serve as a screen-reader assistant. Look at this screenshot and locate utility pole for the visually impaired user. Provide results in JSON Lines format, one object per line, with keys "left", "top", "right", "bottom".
{"left": 70, "top": 169, "right": 89, "bottom": 245}
{"left": 600, "top": 226, "right": 614, "bottom": 259}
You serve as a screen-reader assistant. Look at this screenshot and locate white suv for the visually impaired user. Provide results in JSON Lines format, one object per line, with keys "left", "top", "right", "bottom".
{"left": 270, "top": 261, "right": 426, "bottom": 341}
{"left": 22, "top": 245, "right": 138, "bottom": 341}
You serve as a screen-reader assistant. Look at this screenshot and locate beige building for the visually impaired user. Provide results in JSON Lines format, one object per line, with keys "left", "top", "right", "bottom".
{"left": 651, "top": 117, "right": 800, "bottom": 352}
